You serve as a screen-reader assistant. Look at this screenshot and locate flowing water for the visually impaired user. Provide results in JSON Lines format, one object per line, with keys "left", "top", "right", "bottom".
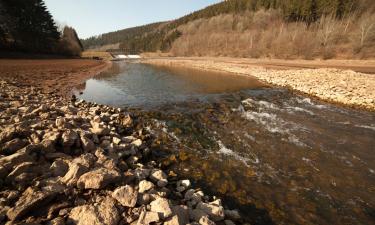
{"left": 76, "top": 62, "right": 375, "bottom": 225}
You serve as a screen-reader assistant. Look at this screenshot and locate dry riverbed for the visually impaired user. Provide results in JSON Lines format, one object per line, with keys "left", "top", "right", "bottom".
{"left": 0, "top": 78, "right": 242, "bottom": 224}
{"left": 143, "top": 58, "right": 375, "bottom": 111}
{"left": 0, "top": 59, "right": 111, "bottom": 96}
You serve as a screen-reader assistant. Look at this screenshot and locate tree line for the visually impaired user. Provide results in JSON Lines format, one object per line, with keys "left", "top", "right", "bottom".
{"left": 81, "top": 0, "right": 371, "bottom": 55}
{"left": 0, "top": 0, "right": 83, "bottom": 56}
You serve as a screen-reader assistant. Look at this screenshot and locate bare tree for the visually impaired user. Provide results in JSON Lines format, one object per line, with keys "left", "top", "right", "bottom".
{"left": 358, "top": 12, "right": 375, "bottom": 48}
{"left": 318, "top": 14, "right": 337, "bottom": 47}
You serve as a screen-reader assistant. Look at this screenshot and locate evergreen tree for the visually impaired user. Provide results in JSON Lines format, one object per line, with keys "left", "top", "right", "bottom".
{"left": 2, "top": 0, "right": 60, "bottom": 53}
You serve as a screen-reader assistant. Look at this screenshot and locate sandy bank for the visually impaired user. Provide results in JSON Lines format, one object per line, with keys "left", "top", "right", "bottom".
{"left": 0, "top": 59, "right": 111, "bottom": 96}
{"left": 143, "top": 58, "right": 375, "bottom": 111}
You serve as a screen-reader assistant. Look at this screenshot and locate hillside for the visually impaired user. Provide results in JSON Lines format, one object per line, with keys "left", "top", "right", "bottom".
{"left": 82, "top": 0, "right": 375, "bottom": 59}
{"left": 0, "top": 0, "right": 83, "bottom": 56}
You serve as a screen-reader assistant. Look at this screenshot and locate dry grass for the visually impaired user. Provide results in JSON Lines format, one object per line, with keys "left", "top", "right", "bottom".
{"left": 169, "top": 9, "right": 375, "bottom": 59}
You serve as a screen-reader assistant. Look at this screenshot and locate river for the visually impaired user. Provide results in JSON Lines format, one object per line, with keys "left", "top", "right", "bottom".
{"left": 75, "top": 62, "right": 375, "bottom": 225}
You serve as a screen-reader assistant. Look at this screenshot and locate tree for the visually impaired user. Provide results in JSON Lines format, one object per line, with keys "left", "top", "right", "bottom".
{"left": 59, "top": 26, "right": 83, "bottom": 56}
{"left": 2, "top": 0, "right": 60, "bottom": 53}
{"left": 357, "top": 12, "right": 375, "bottom": 49}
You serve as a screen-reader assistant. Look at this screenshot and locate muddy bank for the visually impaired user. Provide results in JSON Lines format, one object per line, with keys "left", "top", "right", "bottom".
{"left": 143, "top": 58, "right": 375, "bottom": 111}
{"left": 0, "top": 59, "right": 111, "bottom": 96}
{"left": 0, "top": 79, "right": 244, "bottom": 225}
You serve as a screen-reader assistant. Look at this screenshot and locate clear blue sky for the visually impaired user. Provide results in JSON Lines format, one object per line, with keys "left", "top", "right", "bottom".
{"left": 44, "top": 0, "right": 222, "bottom": 39}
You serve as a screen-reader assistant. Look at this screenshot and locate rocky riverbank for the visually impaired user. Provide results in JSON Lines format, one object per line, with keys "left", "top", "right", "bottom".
{"left": 0, "top": 80, "right": 242, "bottom": 225}
{"left": 143, "top": 58, "right": 375, "bottom": 111}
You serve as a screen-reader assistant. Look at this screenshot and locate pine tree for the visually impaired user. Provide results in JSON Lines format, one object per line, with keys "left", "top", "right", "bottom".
{"left": 2, "top": 0, "right": 60, "bottom": 53}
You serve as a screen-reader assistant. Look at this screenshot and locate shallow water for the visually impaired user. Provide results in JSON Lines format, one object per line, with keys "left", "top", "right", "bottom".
{"left": 77, "top": 62, "right": 375, "bottom": 225}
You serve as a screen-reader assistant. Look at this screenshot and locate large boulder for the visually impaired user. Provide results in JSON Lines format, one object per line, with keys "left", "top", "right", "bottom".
{"left": 77, "top": 167, "right": 121, "bottom": 189}
{"left": 68, "top": 197, "right": 120, "bottom": 225}
{"left": 111, "top": 185, "right": 138, "bottom": 207}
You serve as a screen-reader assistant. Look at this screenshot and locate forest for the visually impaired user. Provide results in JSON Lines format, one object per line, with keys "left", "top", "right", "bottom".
{"left": 82, "top": 0, "right": 375, "bottom": 59}
{"left": 0, "top": 0, "right": 82, "bottom": 56}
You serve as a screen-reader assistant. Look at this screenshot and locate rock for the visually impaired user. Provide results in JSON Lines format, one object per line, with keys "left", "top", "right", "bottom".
{"left": 77, "top": 167, "right": 121, "bottom": 189}
{"left": 50, "top": 159, "right": 69, "bottom": 177}
{"left": 150, "top": 198, "right": 173, "bottom": 219}
{"left": 157, "top": 179, "right": 168, "bottom": 187}
{"left": 47, "top": 217, "right": 65, "bottom": 225}
{"left": 185, "top": 189, "right": 203, "bottom": 205}
{"left": 134, "top": 168, "right": 151, "bottom": 181}
{"left": 0, "top": 138, "right": 28, "bottom": 155}
{"left": 199, "top": 216, "right": 216, "bottom": 225}
{"left": 112, "top": 185, "right": 138, "bottom": 207}
{"left": 44, "top": 131, "right": 61, "bottom": 143}
{"left": 190, "top": 209, "right": 208, "bottom": 222}
{"left": 176, "top": 179, "right": 191, "bottom": 192}
{"left": 131, "top": 139, "right": 142, "bottom": 147}
{"left": 137, "top": 193, "right": 151, "bottom": 205}
{"left": 61, "top": 130, "right": 79, "bottom": 150}
{"left": 90, "top": 121, "right": 110, "bottom": 136}
{"left": 55, "top": 117, "right": 66, "bottom": 128}
{"left": 0, "top": 149, "right": 33, "bottom": 177}
{"left": 73, "top": 153, "right": 96, "bottom": 168}
{"left": 6, "top": 162, "right": 36, "bottom": 183}
{"left": 172, "top": 205, "right": 190, "bottom": 225}
{"left": 6, "top": 187, "right": 57, "bottom": 221}
{"left": 196, "top": 200, "right": 225, "bottom": 222}
{"left": 150, "top": 169, "right": 168, "bottom": 187}
{"left": 0, "top": 206, "right": 10, "bottom": 222}
{"left": 68, "top": 197, "right": 120, "bottom": 225}
{"left": 139, "top": 180, "right": 155, "bottom": 193}
{"left": 0, "top": 126, "right": 16, "bottom": 144}
{"left": 61, "top": 162, "right": 89, "bottom": 186}
{"left": 80, "top": 135, "right": 96, "bottom": 152}
{"left": 164, "top": 215, "right": 182, "bottom": 225}
{"left": 137, "top": 211, "right": 160, "bottom": 225}
{"left": 112, "top": 137, "right": 121, "bottom": 145}
{"left": 122, "top": 136, "right": 136, "bottom": 143}
{"left": 224, "top": 220, "right": 236, "bottom": 225}
{"left": 224, "top": 210, "right": 241, "bottom": 221}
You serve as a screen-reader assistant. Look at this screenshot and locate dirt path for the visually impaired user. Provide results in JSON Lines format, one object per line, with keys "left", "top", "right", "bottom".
{"left": 0, "top": 59, "right": 111, "bottom": 96}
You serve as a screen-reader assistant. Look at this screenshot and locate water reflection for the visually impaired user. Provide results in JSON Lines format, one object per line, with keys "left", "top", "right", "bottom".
{"left": 77, "top": 62, "right": 266, "bottom": 108}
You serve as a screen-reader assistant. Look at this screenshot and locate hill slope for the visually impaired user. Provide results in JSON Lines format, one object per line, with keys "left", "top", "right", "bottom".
{"left": 82, "top": 0, "right": 375, "bottom": 59}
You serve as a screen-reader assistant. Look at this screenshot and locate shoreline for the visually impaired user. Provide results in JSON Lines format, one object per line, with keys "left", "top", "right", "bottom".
{"left": 0, "top": 59, "right": 112, "bottom": 97}
{"left": 143, "top": 57, "right": 375, "bottom": 112}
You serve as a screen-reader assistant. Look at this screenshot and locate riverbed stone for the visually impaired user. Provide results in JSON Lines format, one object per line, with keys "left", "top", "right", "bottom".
{"left": 137, "top": 210, "right": 160, "bottom": 224}
{"left": 68, "top": 197, "right": 120, "bottom": 225}
{"left": 112, "top": 185, "right": 138, "bottom": 207}
{"left": 196, "top": 200, "right": 225, "bottom": 222}
{"left": 139, "top": 180, "right": 155, "bottom": 193}
{"left": 77, "top": 167, "right": 121, "bottom": 189}
{"left": 6, "top": 187, "right": 57, "bottom": 221}
{"left": 150, "top": 198, "right": 173, "bottom": 219}
{"left": 0, "top": 138, "right": 28, "bottom": 155}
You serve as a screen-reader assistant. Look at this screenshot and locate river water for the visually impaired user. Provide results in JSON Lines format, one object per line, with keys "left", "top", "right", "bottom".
{"left": 76, "top": 62, "right": 375, "bottom": 225}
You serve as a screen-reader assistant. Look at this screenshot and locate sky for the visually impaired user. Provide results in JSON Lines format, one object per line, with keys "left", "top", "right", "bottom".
{"left": 44, "top": 0, "right": 222, "bottom": 39}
